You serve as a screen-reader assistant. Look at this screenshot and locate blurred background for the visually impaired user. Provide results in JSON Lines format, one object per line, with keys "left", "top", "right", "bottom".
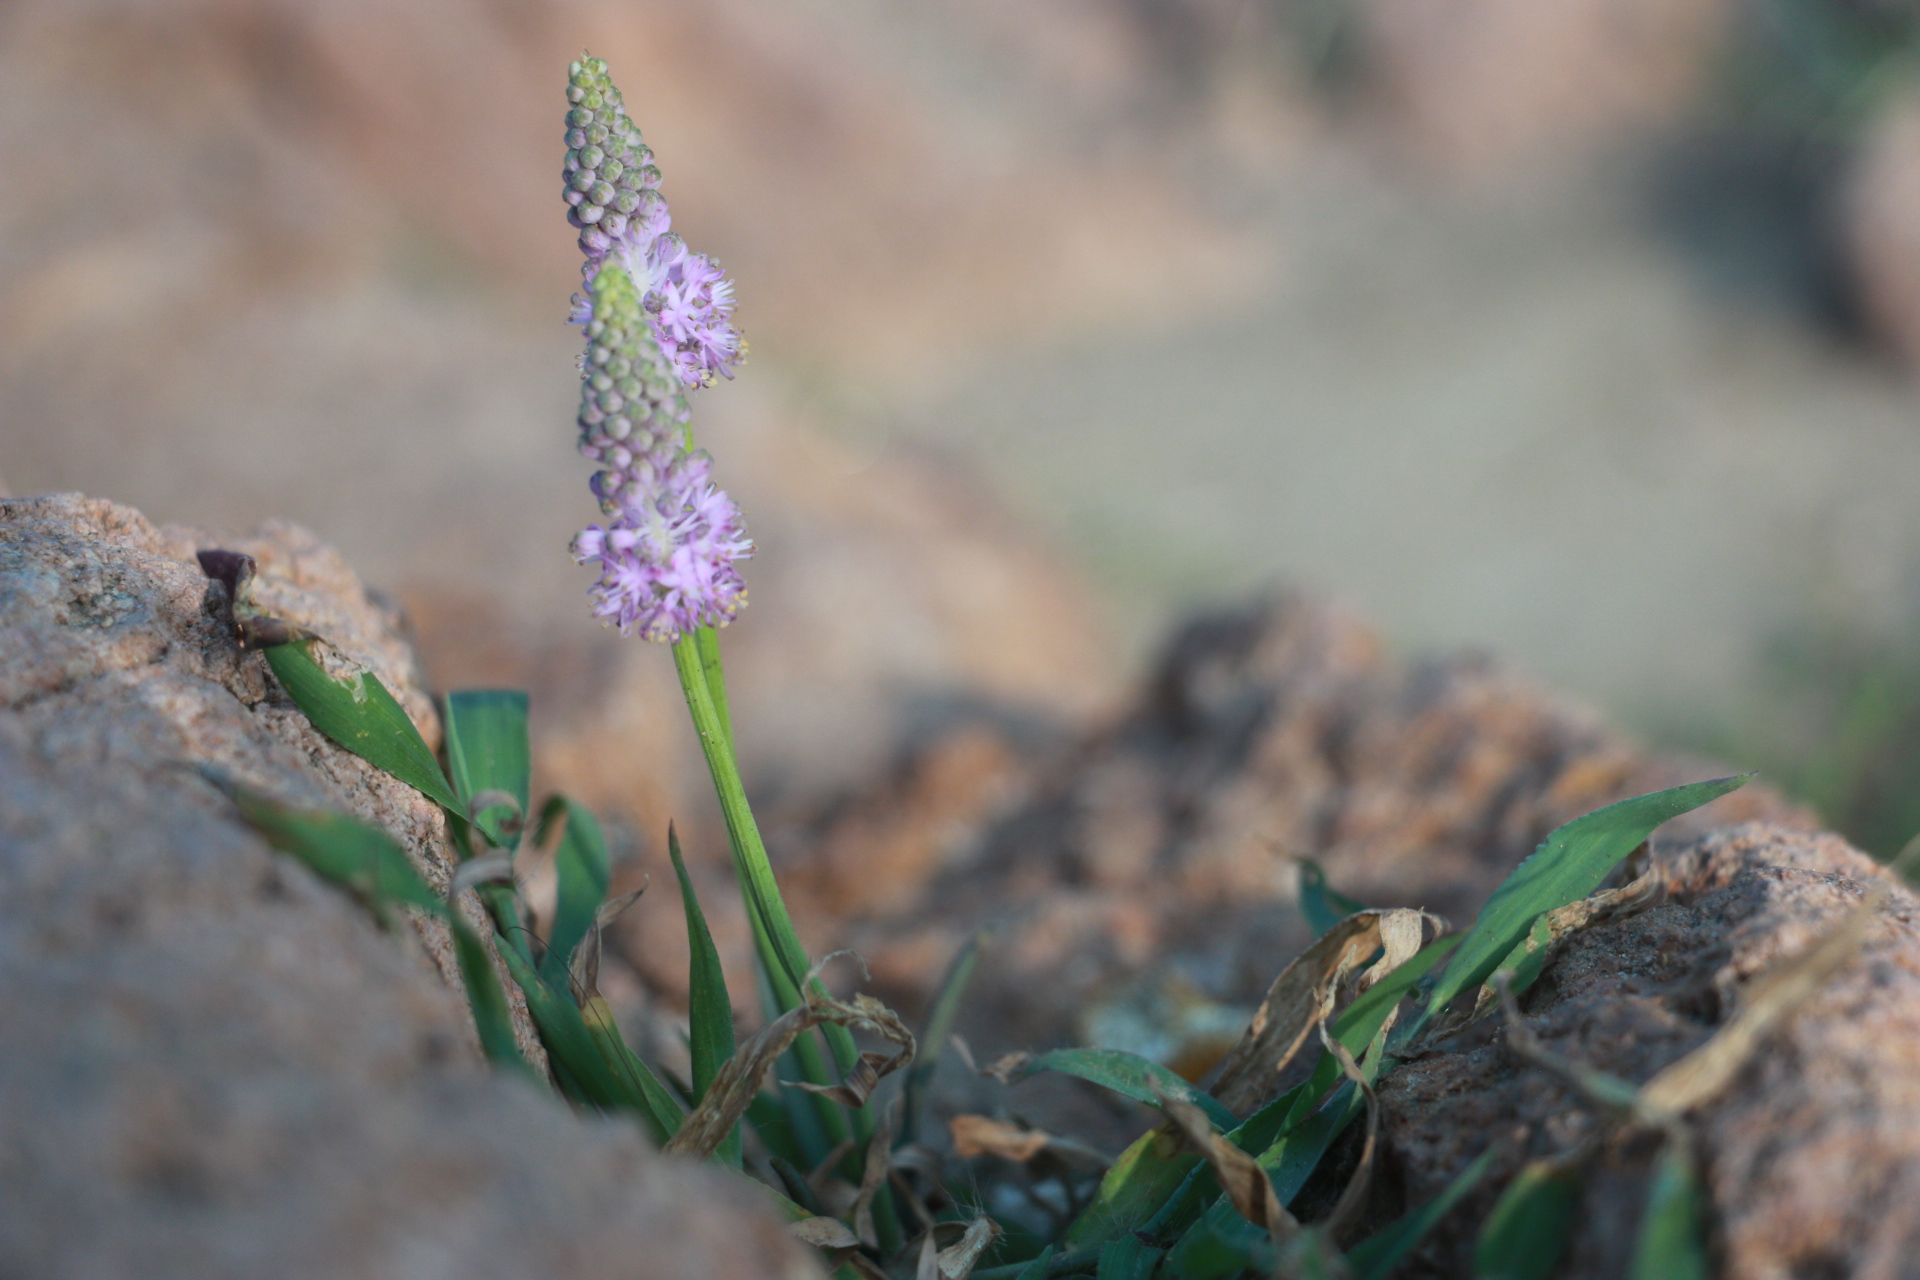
{"left": 6, "top": 0, "right": 1920, "bottom": 856}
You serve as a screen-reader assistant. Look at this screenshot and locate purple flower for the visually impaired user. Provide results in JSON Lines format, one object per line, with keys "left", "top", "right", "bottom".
{"left": 563, "top": 57, "right": 744, "bottom": 389}
{"left": 572, "top": 449, "right": 752, "bottom": 641}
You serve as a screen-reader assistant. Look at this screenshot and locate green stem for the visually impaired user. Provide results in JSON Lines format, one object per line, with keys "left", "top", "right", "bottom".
{"left": 672, "top": 628, "right": 899, "bottom": 1252}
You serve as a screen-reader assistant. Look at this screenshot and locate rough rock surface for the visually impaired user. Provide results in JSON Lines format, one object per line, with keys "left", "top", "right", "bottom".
{"left": 774, "top": 595, "right": 1807, "bottom": 1054}
{"left": 1381, "top": 823, "right": 1920, "bottom": 1280}
{"left": 0, "top": 494, "right": 815, "bottom": 1280}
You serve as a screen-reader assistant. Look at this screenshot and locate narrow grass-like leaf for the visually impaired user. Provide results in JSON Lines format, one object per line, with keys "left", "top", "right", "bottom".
{"left": 496, "top": 942, "right": 680, "bottom": 1143}
{"left": 582, "top": 993, "right": 691, "bottom": 1139}
{"left": 262, "top": 643, "right": 460, "bottom": 812}
{"left": 1165, "top": 1213, "right": 1277, "bottom": 1280}
{"left": 1298, "top": 859, "right": 1367, "bottom": 937}
{"left": 1346, "top": 1146, "right": 1498, "bottom": 1280}
{"left": 448, "top": 916, "right": 534, "bottom": 1077}
{"left": 227, "top": 781, "right": 535, "bottom": 1081}
{"left": 1012, "top": 1246, "right": 1056, "bottom": 1280}
{"left": 903, "top": 932, "right": 985, "bottom": 1146}
{"left": 535, "top": 795, "right": 611, "bottom": 987}
{"left": 1423, "top": 776, "right": 1749, "bottom": 1028}
{"left": 670, "top": 825, "right": 740, "bottom": 1166}
{"left": 1096, "top": 1236, "right": 1163, "bottom": 1280}
{"left": 996, "top": 1047, "right": 1239, "bottom": 1131}
{"left": 443, "top": 689, "right": 530, "bottom": 850}
{"left": 1163, "top": 1081, "right": 1368, "bottom": 1275}
{"left": 225, "top": 783, "right": 441, "bottom": 920}
{"left": 1066, "top": 1125, "right": 1204, "bottom": 1248}
{"left": 1473, "top": 1160, "right": 1584, "bottom": 1280}
{"left": 1628, "top": 1138, "right": 1709, "bottom": 1280}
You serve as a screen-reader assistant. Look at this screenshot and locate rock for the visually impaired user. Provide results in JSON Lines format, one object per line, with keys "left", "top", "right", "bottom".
{"left": 779, "top": 594, "right": 1809, "bottom": 1057}
{"left": 1379, "top": 823, "right": 1920, "bottom": 1279}
{"left": 0, "top": 494, "right": 816, "bottom": 1280}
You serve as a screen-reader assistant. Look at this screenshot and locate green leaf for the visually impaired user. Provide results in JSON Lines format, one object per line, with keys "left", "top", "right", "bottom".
{"left": 1013, "top": 1246, "right": 1057, "bottom": 1280}
{"left": 1495, "top": 913, "right": 1559, "bottom": 998}
{"left": 225, "top": 783, "right": 442, "bottom": 921}
{"left": 1164, "top": 1213, "right": 1276, "bottom": 1280}
{"left": 496, "top": 942, "right": 681, "bottom": 1143}
{"left": 903, "top": 932, "right": 984, "bottom": 1146}
{"left": 1005, "top": 1047, "right": 1239, "bottom": 1131}
{"left": 583, "top": 993, "right": 692, "bottom": 1141}
{"left": 223, "top": 780, "right": 535, "bottom": 1082}
{"left": 1068, "top": 1127, "right": 1205, "bottom": 1248}
{"left": 448, "top": 915, "right": 534, "bottom": 1077}
{"left": 1347, "top": 1146, "right": 1498, "bottom": 1280}
{"left": 1628, "top": 1139, "right": 1710, "bottom": 1280}
{"left": 1474, "top": 1160, "right": 1584, "bottom": 1280}
{"left": 1298, "top": 858, "right": 1367, "bottom": 937}
{"left": 1096, "top": 1236, "right": 1163, "bottom": 1280}
{"left": 443, "top": 689, "right": 531, "bottom": 850}
{"left": 1425, "top": 777, "right": 1749, "bottom": 1027}
{"left": 535, "top": 795, "right": 611, "bottom": 987}
{"left": 670, "top": 825, "right": 740, "bottom": 1167}
{"left": 1164, "top": 1079, "right": 1372, "bottom": 1276}
{"left": 262, "top": 644, "right": 460, "bottom": 813}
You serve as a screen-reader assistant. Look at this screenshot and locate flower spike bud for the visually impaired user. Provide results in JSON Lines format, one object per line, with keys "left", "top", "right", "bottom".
{"left": 575, "top": 260, "right": 690, "bottom": 487}
{"left": 563, "top": 56, "right": 660, "bottom": 258}
{"left": 564, "top": 53, "right": 744, "bottom": 389}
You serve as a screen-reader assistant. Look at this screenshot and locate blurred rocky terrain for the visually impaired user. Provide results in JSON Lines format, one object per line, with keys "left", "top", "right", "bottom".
{"left": 7, "top": 495, "right": 1914, "bottom": 1279}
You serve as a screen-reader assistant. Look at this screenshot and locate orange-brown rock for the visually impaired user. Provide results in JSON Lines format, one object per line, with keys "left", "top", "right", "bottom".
{"left": 1381, "top": 824, "right": 1920, "bottom": 1279}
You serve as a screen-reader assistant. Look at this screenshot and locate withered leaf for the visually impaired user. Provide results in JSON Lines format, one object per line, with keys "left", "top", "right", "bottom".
{"left": 1315, "top": 1024, "right": 1379, "bottom": 1246}
{"left": 949, "top": 1114, "right": 1051, "bottom": 1163}
{"left": 936, "top": 1217, "right": 1003, "bottom": 1280}
{"left": 662, "top": 965, "right": 915, "bottom": 1159}
{"left": 1154, "top": 1082, "right": 1297, "bottom": 1242}
{"left": 848, "top": 1114, "right": 894, "bottom": 1249}
{"left": 790, "top": 1217, "right": 861, "bottom": 1250}
{"left": 1211, "top": 909, "right": 1435, "bottom": 1115}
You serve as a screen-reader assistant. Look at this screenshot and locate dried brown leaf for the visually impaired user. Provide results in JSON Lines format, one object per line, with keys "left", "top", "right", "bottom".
{"left": 1155, "top": 1082, "right": 1297, "bottom": 1241}
{"left": 849, "top": 1114, "right": 894, "bottom": 1249}
{"left": 1314, "top": 1023, "right": 1378, "bottom": 1245}
{"left": 791, "top": 1217, "right": 862, "bottom": 1250}
{"left": 1638, "top": 883, "right": 1887, "bottom": 1122}
{"left": 1212, "top": 910, "right": 1432, "bottom": 1114}
{"left": 936, "top": 1217, "right": 1003, "bottom": 1280}
{"left": 981, "top": 1051, "right": 1031, "bottom": 1084}
{"left": 1359, "top": 909, "right": 1435, "bottom": 993}
{"left": 807, "top": 1139, "right": 858, "bottom": 1195}
{"left": 916, "top": 1228, "right": 941, "bottom": 1280}
{"left": 662, "top": 967, "right": 915, "bottom": 1159}
{"left": 950, "top": 1115, "right": 1052, "bottom": 1162}
{"left": 793, "top": 1049, "right": 894, "bottom": 1109}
